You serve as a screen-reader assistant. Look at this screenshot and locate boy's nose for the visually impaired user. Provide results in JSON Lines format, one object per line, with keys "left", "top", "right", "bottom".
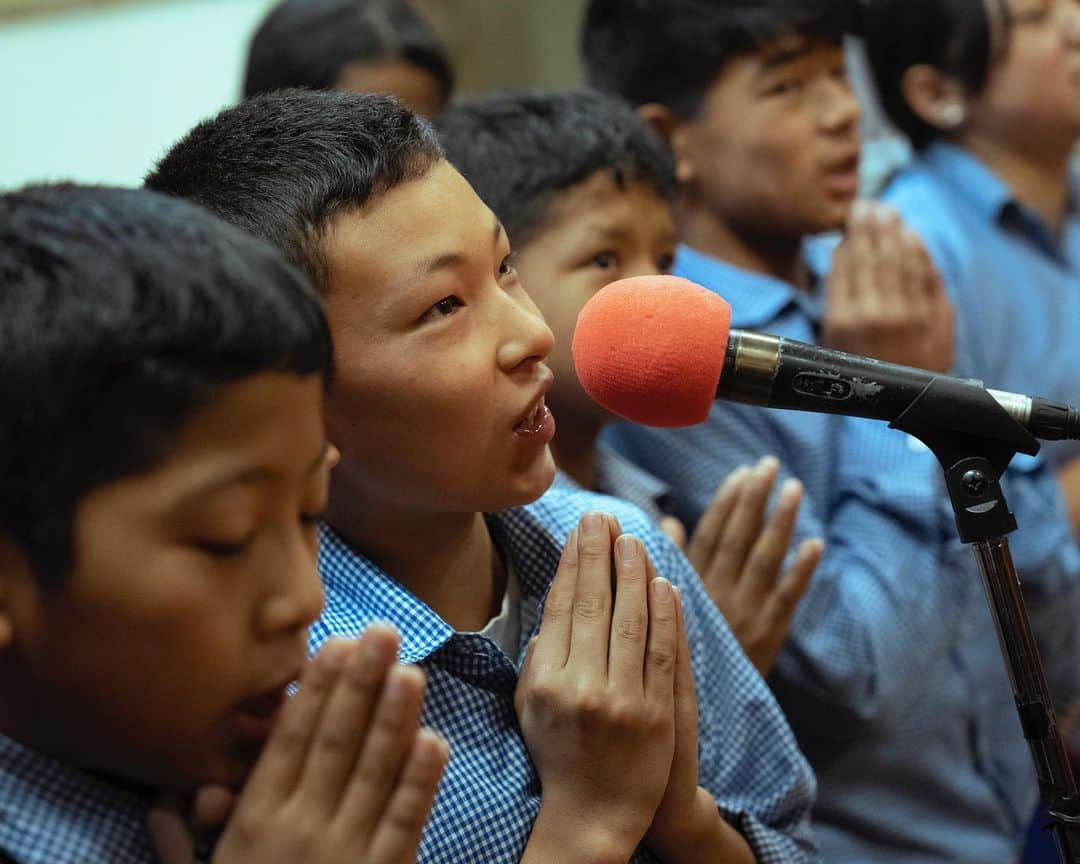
{"left": 497, "top": 291, "right": 555, "bottom": 372}
{"left": 818, "top": 79, "right": 861, "bottom": 133}
{"left": 257, "top": 542, "right": 325, "bottom": 638}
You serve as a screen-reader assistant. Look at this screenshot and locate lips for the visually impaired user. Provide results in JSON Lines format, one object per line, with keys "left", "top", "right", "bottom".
{"left": 822, "top": 154, "right": 860, "bottom": 195}
{"left": 512, "top": 371, "right": 557, "bottom": 445}
{"left": 231, "top": 677, "right": 294, "bottom": 743}
{"left": 514, "top": 394, "right": 549, "bottom": 434}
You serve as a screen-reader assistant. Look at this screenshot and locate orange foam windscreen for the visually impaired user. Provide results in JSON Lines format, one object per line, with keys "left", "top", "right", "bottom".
{"left": 572, "top": 275, "right": 732, "bottom": 428}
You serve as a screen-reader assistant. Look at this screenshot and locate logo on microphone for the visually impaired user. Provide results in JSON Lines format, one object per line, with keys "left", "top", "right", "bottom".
{"left": 792, "top": 372, "right": 884, "bottom": 404}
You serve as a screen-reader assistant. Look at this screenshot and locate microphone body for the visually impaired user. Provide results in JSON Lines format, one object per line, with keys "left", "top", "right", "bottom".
{"left": 720, "top": 330, "right": 1080, "bottom": 443}
{"left": 570, "top": 274, "right": 1080, "bottom": 442}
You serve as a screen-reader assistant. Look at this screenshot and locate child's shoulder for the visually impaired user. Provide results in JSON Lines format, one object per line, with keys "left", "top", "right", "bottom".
{"left": 525, "top": 484, "right": 665, "bottom": 547}
{"left": 523, "top": 485, "right": 691, "bottom": 587}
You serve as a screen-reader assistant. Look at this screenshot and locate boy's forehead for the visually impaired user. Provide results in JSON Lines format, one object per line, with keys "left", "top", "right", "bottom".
{"left": 537, "top": 171, "right": 672, "bottom": 232}
{"left": 323, "top": 162, "right": 500, "bottom": 298}
{"left": 755, "top": 31, "right": 842, "bottom": 68}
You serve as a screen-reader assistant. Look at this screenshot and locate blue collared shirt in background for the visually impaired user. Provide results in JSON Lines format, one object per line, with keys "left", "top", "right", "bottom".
{"left": 314, "top": 485, "right": 819, "bottom": 864}
{"left": 882, "top": 142, "right": 1080, "bottom": 470}
{"left": 550, "top": 443, "right": 675, "bottom": 525}
{"left": 882, "top": 140, "right": 1080, "bottom": 718}
{"left": 605, "top": 243, "right": 1080, "bottom": 863}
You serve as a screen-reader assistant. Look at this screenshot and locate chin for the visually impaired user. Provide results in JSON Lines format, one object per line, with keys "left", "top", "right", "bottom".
{"left": 500, "top": 451, "right": 558, "bottom": 509}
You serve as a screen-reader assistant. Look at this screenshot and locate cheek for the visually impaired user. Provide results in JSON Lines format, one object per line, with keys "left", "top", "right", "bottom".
{"left": 327, "top": 359, "right": 500, "bottom": 485}
{"left": 27, "top": 585, "right": 247, "bottom": 785}
{"left": 706, "top": 127, "right": 810, "bottom": 212}
{"left": 988, "top": 41, "right": 1075, "bottom": 118}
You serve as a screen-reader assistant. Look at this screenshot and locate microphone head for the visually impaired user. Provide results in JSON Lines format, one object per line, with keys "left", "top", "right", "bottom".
{"left": 572, "top": 275, "right": 732, "bottom": 428}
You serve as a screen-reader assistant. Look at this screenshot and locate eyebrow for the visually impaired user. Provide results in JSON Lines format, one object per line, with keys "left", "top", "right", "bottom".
{"left": 759, "top": 46, "right": 812, "bottom": 73}
{"left": 414, "top": 218, "right": 505, "bottom": 280}
{"left": 179, "top": 439, "right": 332, "bottom": 505}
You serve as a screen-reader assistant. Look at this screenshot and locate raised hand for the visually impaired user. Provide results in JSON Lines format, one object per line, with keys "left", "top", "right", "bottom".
{"left": 645, "top": 587, "right": 755, "bottom": 864}
{"left": 686, "top": 458, "right": 823, "bottom": 675}
{"left": 152, "top": 627, "right": 449, "bottom": 864}
{"left": 825, "top": 201, "right": 955, "bottom": 373}
{"left": 516, "top": 512, "right": 679, "bottom": 864}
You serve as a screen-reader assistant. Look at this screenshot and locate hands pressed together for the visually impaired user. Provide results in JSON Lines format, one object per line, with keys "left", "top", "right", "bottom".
{"left": 825, "top": 201, "right": 955, "bottom": 374}
{"left": 516, "top": 512, "right": 755, "bottom": 864}
{"left": 151, "top": 627, "right": 449, "bottom": 864}
{"left": 153, "top": 509, "right": 793, "bottom": 864}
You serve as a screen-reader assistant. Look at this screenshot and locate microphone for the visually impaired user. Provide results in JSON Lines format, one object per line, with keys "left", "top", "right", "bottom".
{"left": 572, "top": 275, "right": 1080, "bottom": 441}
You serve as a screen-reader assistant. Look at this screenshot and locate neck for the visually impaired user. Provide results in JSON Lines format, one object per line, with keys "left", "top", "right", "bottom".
{"left": 677, "top": 198, "right": 809, "bottom": 289}
{"left": 549, "top": 415, "right": 605, "bottom": 490}
{"left": 325, "top": 473, "right": 504, "bottom": 632}
{"left": 959, "top": 134, "right": 1072, "bottom": 235}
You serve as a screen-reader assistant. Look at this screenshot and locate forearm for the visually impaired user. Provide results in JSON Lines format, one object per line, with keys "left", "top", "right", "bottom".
{"left": 649, "top": 789, "right": 755, "bottom": 864}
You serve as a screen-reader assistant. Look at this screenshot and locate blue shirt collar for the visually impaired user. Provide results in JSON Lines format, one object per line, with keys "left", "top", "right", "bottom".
{"left": 922, "top": 142, "right": 1013, "bottom": 223}
{"left": 0, "top": 735, "right": 158, "bottom": 864}
{"left": 314, "top": 510, "right": 558, "bottom": 665}
{"left": 922, "top": 141, "right": 1076, "bottom": 263}
{"left": 674, "top": 243, "right": 826, "bottom": 330}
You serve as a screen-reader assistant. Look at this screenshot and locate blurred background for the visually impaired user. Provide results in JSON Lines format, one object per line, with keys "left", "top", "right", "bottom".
{"left": 0, "top": 0, "right": 590, "bottom": 188}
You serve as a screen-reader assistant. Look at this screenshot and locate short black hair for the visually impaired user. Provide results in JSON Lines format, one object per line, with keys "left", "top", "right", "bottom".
{"left": 582, "top": 0, "right": 863, "bottom": 117}
{"left": 145, "top": 89, "right": 444, "bottom": 293}
{"left": 438, "top": 89, "right": 676, "bottom": 247}
{"left": 244, "top": 0, "right": 453, "bottom": 105}
{"left": 865, "top": 0, "right": 1004, "bottom": 150}
{"left": 0, "top": 185, "right": 332, "bottom": 588}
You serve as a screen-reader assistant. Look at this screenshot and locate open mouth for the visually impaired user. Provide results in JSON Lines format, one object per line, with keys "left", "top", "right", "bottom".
{"left": 514, "top": 394, "right": 548, "bottom": 434}
{"left": 231, "top": 682, "right": 291, "bottom": 743}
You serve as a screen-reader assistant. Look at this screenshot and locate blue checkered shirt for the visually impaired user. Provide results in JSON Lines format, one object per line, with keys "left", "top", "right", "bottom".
{"left": 550, "top": 444, "right": 675, "bottom": 525}
{"left": 605, "top": 244, "right": 1080, "bottom": 863}
{"left": 314, "top": 484, "right": 819, "bottom": 863}
{"left": 0, "top": 734, "right": 159, "bottom": 864}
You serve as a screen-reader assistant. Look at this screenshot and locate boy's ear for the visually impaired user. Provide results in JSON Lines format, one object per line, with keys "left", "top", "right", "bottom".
{"left": 902, "top": 65, "right": 969, "bottom": 131}
{"left": 0, "top": 538, "right": 29, "bottom": 649}
{"left": 637, "top": 103, "right": 697, "bottom": 185}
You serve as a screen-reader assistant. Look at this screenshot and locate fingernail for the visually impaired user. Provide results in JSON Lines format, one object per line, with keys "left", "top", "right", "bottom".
{"left": 652, "top": 576, "right": 672, "bottom": 600}
{"left": 582, "top": 512, "right": 605, "bottom": 536}
{"left": 724, "top": 466, "right": 751, "bottom": 489}
{"left": 873, "top": 202, "right": 896, "bottom": 223}
{"left": 780, "top": 477, "right": 802, "bottom": 502}
{"left": 853, "top": 199, "right": 872, "bottom": 221}
{"left": 756, "top": 456, "right": 780, "bottom": 477}
{"left": 320, "top": 637, "right": 353, "bottom": 669}
{"left": 616, "top": 534, "right": 640, "bottom": 563}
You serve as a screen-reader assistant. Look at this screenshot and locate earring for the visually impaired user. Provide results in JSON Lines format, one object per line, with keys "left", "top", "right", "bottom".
{"left": 938, "top": 102, "right": 967, "bottom": 128}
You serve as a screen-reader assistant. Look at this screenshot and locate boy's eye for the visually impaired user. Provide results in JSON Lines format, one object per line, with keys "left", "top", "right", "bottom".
{"left": 421, "top": 295, "right": 464, "bottom": 322}
{"left": 499, "top": 252, "right": 519, "bottom": 278}
{"left": 197, "top": 535, "right": 254, "bottom": 559}
{"left": 590, "top": 251, "right": 618, "bottom": 269}
{"left": 765, "top": 79, "right": 802, "bottom": 98}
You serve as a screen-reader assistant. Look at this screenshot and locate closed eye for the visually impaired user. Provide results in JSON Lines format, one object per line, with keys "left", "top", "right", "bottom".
{"left": 196, "top": 534, "right": 254, "bottom": 559}
{"left": 765, "top": 78, "right": 803, "bottom": 98}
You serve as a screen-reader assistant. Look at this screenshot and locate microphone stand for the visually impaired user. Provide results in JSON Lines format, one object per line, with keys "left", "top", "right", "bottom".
{"left": 892, "top": 378, "right": 1080, "bottom": 863}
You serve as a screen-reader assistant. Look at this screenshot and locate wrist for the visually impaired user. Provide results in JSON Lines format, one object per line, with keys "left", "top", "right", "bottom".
{"left": 523, "top": 798, "right": 642, "bottom": 864}
{"left": 648, "top": 788, "right": 752, "bottom": 864}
